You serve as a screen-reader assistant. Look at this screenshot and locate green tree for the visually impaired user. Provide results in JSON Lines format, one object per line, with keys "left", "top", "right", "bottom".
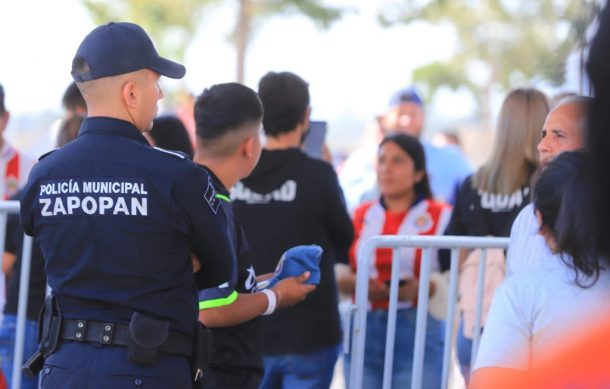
{"left": 379, "top": 0, "right": 600, "bottom": 128}
{"left": 82, "top": 0, "right": 342, "bottom": 83}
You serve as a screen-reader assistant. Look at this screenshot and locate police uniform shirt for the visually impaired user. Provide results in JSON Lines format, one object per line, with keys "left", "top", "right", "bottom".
{"left": 20, "top": 117, "right": 237, "bottom": 337}
{"left": 199, "top": 167, "right": 263, "bottom": 389}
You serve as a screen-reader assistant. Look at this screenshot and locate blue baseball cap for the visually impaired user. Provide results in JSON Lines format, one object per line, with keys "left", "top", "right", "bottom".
{"left": 389, "top": 86, "right": 424, "bottom": 107}
{"left": 71, "top": 22, "right": 186, "bottom": 82}
{"left": 259, "top": 245, "right": 323, "bottom": 289}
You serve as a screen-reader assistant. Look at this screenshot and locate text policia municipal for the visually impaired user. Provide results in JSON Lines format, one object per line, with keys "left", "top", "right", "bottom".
{"left": 38, "top": 180, "right": 148, "bottom": 217}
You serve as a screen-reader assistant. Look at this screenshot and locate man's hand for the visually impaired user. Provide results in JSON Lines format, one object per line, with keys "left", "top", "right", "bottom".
{"left": 272, "top": 271, "right": 316, "bottom": 308}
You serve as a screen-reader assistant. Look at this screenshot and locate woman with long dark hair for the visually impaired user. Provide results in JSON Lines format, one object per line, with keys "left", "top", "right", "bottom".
{"left": 471, "top": 151, "right": 610, "bottom": 385}
{"left": 339, "top": 133, "right": 451, "bottom": 388}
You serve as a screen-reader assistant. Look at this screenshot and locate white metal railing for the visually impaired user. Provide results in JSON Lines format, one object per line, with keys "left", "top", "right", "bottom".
{"left": 0, "top": 201, "right": 34, "bottom": 389}
{"left": 346, "top": 235, "right": 510, "bottom": 389}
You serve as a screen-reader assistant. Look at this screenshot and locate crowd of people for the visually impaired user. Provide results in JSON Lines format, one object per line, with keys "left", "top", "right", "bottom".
{"left": 0, "top": 6, "right": 607, "bottom": 389}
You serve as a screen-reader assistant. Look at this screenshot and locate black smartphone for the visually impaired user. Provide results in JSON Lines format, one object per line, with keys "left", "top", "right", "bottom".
{"left": 303, "top": 120, "right": 327, "bottom": 159}
{"left": 385, "top": 279, "right": 408, "bottom": 287}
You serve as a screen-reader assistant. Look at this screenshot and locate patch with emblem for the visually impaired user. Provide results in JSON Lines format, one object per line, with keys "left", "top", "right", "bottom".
{"left": 414, "top": 214, "right": 433, "bottom": 232}
{"left": 204, "top": 181, "right": 221, "bottom": 214}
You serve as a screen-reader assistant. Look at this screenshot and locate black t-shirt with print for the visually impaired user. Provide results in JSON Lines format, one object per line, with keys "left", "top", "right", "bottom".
{"left": 200, "top": 168, "right": 263, "bottom": 389}
{"left": 445, "top": 175, "right": 531, "bottom": 237}
{"left": 440, "top": 175, "right": 531, "bottom": 268}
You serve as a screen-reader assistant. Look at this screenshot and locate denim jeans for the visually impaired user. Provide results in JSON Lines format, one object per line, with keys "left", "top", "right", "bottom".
{"left": 456, "top": 318, "right": 483, "bottom": 384}
{"left": 259, "top": 344, "right": 340, "bottom": 389}
{"left": 0, "top": 314, "right": 39, "bottom": 389}
{"left": 344, "top": 308, "right": 444, "bottom": 389}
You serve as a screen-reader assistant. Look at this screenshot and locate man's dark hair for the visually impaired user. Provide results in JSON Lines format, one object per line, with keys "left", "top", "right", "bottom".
{"left": 62, "top": 82, "right": 86, "bottom": 113}
{"left": 150, "top": 115, "right": 194, "bottom": 159}
{"left": 195, "top": 83, "right": 263, "bottom": 141}
{"left": 258, "top": 71, "right": 309, "bottom": 137}
{"left": 0, "top": 83, "right": 5, "bottom": 114}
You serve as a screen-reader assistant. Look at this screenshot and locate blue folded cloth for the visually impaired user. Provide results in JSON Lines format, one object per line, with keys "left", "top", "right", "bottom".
{"left": 259, "top": 245, "right": 323, "bottom": 289}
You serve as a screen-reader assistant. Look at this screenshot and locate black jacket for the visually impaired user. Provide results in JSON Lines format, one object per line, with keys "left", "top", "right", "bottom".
{"left": 232, "top": 148, "right": 354, "bottom": 355}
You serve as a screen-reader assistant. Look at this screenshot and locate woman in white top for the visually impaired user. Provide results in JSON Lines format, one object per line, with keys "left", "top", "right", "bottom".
{"left": 471, "top": 151, "right": 610, "bottom": 386}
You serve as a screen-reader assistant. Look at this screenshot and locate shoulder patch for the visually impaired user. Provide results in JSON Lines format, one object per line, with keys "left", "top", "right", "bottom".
{"left": 38, "top": 148, "right": 59, "bottom": 161}
{"left": 204, "top": 179, "right": 221, "bottom": 214}
{"left": 153, "top": 147, "right": 188, "bottom": 160}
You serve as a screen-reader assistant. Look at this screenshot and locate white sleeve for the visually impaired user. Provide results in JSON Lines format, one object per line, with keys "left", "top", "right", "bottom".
{"left": 473, "top": 279, "right": 532, "bottom": 371}
{"left": 506, "top": 204, "right": 552, "bottom": 276}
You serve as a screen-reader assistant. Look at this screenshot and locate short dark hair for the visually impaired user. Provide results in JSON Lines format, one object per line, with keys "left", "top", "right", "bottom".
{"left": 379, "top": 133, "right": 432, "bottom": 199}
{"left": 258, "top": 71, "right": 309, "bottom": 137}
{"left": 195, "top": 83, "right": 263, "bottom": 141}
{"left": 534, "top": 151, "right": 598, "bottom": 287}
{"left": 62, "top": 82, "right": 86, "bottom": 113}
{"left": 0, "top": 83, "right": 5, "bottom": 114}
{"left": 150, "top": 115, "right": 194, "bottom": 159}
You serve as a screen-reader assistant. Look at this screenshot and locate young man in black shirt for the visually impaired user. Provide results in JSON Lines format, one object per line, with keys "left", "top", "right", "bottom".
{"left": 232, "top": 71, "right": 354, "bottom": 388}
{"left": 194, "top": 82, "right": 315, "bottom": 389}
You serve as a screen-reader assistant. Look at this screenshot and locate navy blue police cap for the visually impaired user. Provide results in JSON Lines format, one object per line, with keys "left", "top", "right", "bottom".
{"left": 71, "top": 22, "right": 186, "bottom": 82}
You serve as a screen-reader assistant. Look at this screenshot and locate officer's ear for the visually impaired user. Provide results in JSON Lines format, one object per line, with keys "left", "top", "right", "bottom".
{"left": 121, "top": 81, "right": 138, "bottom": 109}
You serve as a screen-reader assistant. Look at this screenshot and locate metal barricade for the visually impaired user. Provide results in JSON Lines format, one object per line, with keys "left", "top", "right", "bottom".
{"left": 0, "top": 201, "right": 33, "bottom": 389}
{"left": 346, "top": 235, "right": 509, "bottom": 389}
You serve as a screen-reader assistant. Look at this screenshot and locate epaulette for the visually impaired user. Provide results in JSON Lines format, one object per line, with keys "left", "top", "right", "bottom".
{"left": 38, "top": 148, "right": 59, "bottom": 161}
{"left": 153, "top": 147, "right": 190, "bottom": 160}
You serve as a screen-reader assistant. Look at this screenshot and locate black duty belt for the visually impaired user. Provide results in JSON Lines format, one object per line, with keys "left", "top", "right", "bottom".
{"left": 59, "top": 318, "right": 193, "bottom": 358}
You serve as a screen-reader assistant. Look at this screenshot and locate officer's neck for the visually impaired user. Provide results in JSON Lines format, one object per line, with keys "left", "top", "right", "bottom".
{"left": 86, "top": 107, "right": 142, "bottom": 132}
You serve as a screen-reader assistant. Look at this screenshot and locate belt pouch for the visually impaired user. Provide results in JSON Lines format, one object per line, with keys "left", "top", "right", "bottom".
{"left": 127, "top": 312, "right": 170, "bottom": 365}
{"left": 24, "top": 295, "right": 62, "bottom": 377}
{"left": 38, "top": 295, "right": 62, "bottom": 356}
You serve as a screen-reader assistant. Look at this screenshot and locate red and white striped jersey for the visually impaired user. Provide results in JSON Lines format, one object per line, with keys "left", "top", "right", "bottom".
{"left": 349, "top": 198, "right": 451, "bottom": 309}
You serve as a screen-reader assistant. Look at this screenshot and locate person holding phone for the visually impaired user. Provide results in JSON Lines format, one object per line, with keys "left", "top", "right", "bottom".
{"left": 338, "top": 133, "right": 451, "bottom": 389}
{"left": 302, "top": 120, "right": 328, "bottom": 160}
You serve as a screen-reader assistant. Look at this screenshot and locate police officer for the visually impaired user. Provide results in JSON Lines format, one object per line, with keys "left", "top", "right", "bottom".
{"left": 20, "top": 22, "right": 237, "bottom": 388}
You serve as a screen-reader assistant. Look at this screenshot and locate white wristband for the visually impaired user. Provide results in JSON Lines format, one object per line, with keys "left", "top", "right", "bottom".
{"left": 261, "top": 289, "right": 277, "bottom": 316}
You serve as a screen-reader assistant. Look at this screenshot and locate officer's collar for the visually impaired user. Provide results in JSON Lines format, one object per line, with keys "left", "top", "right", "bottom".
{"left": 79, "top": 117, "right": 151, "bottom": 145}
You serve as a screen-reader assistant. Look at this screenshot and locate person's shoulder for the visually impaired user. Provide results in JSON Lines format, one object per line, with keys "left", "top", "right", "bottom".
{"left": 147, "top": 147, "right": 195, "bottom": 171}
{"left": 304, "top": 154, "right": 335, "bottom": 172}
{"left": 295, "top": 151, "right": 338, "bottom": 179}
{"left": 27, "top": 148, "right": 62, "bottom": 178}
{"left": 456, "top": 174, "right": 476, "bottom": 195}
{"left": 151, "top": 146, "right": 191, "bottom": 161}
{"left": 147, "top": 146, "right": 201, "bottom": 174}
{"left": 426, "top": 198, "right": 452, "bottom": 212}
{"left": 503, "top": 257, "right": 569, "bottom": 306}
{"left": 37, "top": 148, "right": 60, "bottom": 162}
{"left": 353, "top": 200, "right": 377, "bottom": 218}
{"left": 512, "top": 203, "right": 537, "bottom": 232}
